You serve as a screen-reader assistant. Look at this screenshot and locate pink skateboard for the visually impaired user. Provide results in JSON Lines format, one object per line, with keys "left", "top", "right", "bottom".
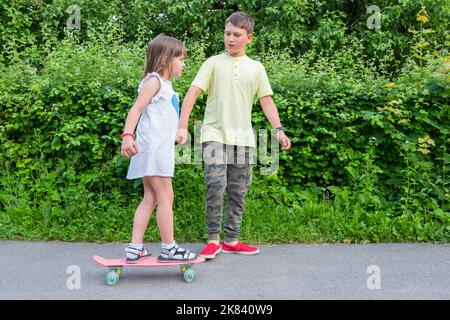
{"left": 93, "top": 255, "right": 205, "bottom": 286}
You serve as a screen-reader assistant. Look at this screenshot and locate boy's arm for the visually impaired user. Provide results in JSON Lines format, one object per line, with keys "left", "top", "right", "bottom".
{"left": 121, "top": 77, "right": 160, "bottom": 157}
{"left": 259, "top": 95, "right": 291, "bottom": 151}
{"left": 176, "top": 85, "right": 203, "bottom": 144}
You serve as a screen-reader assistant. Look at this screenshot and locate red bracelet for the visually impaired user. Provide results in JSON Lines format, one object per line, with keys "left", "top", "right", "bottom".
{"left": 121, "top": 133, "right": 134, "bottom": 139}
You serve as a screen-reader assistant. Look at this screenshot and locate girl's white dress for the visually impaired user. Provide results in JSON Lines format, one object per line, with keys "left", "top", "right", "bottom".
{"left": 126, "top": 72, "right": 179, "bottom": 179}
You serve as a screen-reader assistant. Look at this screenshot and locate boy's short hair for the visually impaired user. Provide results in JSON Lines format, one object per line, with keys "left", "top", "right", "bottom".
{"left": 225, "top": 12, "right": 254, "bottom": 34}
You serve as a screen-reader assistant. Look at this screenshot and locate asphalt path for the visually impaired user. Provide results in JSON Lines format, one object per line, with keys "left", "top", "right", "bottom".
{"left": 0, "top": 241, "right": 449, "bottom": 300}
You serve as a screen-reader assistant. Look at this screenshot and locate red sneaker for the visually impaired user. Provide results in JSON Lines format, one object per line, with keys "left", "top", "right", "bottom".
{"left": 200, "top": 242, "right": 221, "bottom": 259}
{"left": 222, "top": 242, "right": 259, "bottom": 255}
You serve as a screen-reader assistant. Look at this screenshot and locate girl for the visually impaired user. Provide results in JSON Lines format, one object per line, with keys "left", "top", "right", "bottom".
{"left": 120, "top": 34, "right": 196, "bottom": 263}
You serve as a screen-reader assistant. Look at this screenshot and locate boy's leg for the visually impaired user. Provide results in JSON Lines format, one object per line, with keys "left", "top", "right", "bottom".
{"left": 223, "top": 145, "right": 254, "bottom": 243}
{"left": 203, "top": 142, "right": 227, "bottom": 242}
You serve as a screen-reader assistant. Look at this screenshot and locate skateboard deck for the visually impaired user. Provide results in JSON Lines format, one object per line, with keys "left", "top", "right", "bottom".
{"left": 93, "top": 255, "right": 205, "bottom": 286}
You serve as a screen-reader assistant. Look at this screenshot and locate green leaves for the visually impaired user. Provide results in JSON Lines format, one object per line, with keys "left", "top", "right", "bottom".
{"left": 0, "top": 0, "right": 448, "bottom": 242}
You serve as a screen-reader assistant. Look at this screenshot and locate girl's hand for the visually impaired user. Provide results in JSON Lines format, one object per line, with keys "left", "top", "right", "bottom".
{"left": 176, "top": 128, "right": 188, "bottom": 145}
{"left": 121, "top": 137, "right": 139, "bottom": 157}
{"left": 277, "top": 131, "right": 291, "bottom": 150}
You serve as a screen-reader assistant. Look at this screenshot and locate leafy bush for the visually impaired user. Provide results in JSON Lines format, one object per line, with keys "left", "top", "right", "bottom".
{"left": 1, "top": 2, "right": 448, "bottom": 242}
{"left": 2, "top": 0, "right": 449, "bottom": 68}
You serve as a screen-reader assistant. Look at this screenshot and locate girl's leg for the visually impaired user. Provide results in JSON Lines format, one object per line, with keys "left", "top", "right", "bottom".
{"left": 131, "top": 176, "right": 157, "bottom": 244}
{"left": 126, "top": 176, "right": 157, "bottom": 263}
{"left": 148, "top": 176, "right": 174, "bottom": 244}
{"left": 149, "top": 176, "right": 196, "bottom": 261}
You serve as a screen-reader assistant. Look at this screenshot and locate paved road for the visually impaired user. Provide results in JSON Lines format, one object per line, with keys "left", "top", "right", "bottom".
{"left": 0, "top": 241, "right": 449, "bottom": 300}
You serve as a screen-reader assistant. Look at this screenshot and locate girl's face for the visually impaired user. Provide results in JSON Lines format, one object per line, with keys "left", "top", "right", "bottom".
{"left": 170, "top": 55, "right": 185, "bottom": 78}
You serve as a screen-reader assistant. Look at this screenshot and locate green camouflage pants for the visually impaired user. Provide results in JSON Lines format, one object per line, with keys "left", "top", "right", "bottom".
{"left": 202, "top": 142, "right": 254, "bottom": 242}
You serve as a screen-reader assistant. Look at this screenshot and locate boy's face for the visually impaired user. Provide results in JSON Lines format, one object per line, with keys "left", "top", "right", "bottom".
{"left": 224, "top": 22, "right": 253, "bottom": 56}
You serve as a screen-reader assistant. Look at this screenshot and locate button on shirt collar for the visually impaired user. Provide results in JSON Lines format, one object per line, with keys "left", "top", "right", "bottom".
{"left": 225, "top": 52, "right": 247, "bottom": 81}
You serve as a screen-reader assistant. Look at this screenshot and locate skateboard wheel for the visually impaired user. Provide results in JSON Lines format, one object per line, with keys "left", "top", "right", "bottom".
{"left": 105, "top": 271, "right": 119, "bottom": 286}
{"left": 183, "top": 269, "right": 196, "bottom": 283}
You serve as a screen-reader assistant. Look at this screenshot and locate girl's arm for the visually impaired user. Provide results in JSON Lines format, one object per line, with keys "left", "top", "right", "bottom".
{"left": 121, "top": 77, "right": 160, "bottom": 157}
{"left": 176, "top": 85, "right": 203, "bottom": 144}
{"left": 259, "top": 95, "right": 291, "bottom": 151}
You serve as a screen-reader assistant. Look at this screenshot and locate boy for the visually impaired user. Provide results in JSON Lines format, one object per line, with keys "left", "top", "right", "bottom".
{"left": 176, "top": 12, "right": 291, "bottom": 259}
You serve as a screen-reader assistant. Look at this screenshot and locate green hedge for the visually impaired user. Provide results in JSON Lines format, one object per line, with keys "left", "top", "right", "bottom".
{"left": 1, "top": 35, "right": 448, "bottom": 242}
{"left": 1, "top": 1, "right": 449, "bottom": 242}
{"left": 2, "top": 0, "right": 449, "bottom": 69}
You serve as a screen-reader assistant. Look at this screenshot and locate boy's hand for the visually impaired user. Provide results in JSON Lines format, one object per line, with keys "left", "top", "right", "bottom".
{"left": 277, "top": 131, "right": 291, "bottom": 150}
{"left": 176, "top": 128, "right": 188, "bottom": 145}
{"left": 121, "top": 137, "right": 139, "bottom": 157}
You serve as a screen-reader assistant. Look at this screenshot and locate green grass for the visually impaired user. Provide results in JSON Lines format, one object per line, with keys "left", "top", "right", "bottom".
{"left": 1, "top": 162, "right": 448, "bottom": 243}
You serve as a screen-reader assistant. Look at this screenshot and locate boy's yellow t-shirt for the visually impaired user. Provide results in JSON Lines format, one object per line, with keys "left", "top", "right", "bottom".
{"left": 191, "top": 52, "right": 273, "bottom": 148}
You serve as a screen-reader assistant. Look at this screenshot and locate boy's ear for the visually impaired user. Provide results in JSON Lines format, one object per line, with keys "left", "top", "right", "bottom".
{"left": 247, "top": 33, "right": 254, "bottom": 43}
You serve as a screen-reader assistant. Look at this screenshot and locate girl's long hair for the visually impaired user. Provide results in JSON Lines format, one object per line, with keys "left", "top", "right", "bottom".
{"left": 143, "top": 34, "right": 186, "bottom": 79}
